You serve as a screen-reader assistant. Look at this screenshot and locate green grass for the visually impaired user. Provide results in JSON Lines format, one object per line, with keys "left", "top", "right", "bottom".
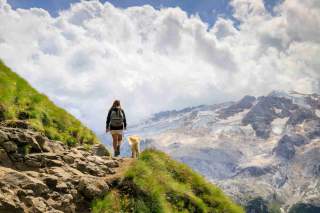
{"left": 0, "top": 60, "right": 102, "bottom": 148}
{"left": 92, "top": 149, "right": 244, "bottom": 213}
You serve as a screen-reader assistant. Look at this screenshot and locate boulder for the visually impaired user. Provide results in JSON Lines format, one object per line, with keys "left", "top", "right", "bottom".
{"left": 78, "top": 177, "right": 109, "bottom": 199}
{"left": 23, "top": 196, "right": 48, "bottom": 213}
{"left": 0, "top": 194, "right": 24, "bottom": 213}
{"left": 55, "top": 182, "right": 68, "bottom": 193}
{"left": 92, "top": 144, "right": 110, "bottom": 157}
{"left": 18, "top": 134, "right": 42, "bottom": 153}
{"left": 35, "top": 135, "right": 64, "bottom": 153}
{"left": 0, "top": 130, "right": 8, "bottom": 143}
{"left": 2, "top": 141, "right": 18, "bottom": 153}
{"left": 0, "top": 148, "right": 13, "bottom": 167}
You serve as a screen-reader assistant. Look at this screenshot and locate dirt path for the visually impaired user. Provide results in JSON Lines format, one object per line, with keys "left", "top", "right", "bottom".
{"left": 104, "top": 157, "right": 135, "bottom": 185}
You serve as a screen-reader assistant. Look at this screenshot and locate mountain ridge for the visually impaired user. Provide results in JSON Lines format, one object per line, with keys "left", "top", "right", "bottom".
{"left": 129, "top": 91, "right": 320, "bottom": 212}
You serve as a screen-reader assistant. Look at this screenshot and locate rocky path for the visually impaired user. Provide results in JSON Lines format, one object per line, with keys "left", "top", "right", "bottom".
{"left": 0, "top": 122, "right": 134, "bottom": 213}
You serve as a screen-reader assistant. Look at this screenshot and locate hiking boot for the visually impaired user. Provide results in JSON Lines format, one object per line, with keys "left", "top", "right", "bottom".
{"left": 114, "top": 145, "right": 120, "bottom": 157}
{"left": 116, "top": 144, "right": 121, "bottom": 156}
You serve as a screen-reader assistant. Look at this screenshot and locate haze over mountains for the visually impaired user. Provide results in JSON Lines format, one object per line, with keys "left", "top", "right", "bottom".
{"left": 123, "top": 91, "right": 320, "bottom": 212}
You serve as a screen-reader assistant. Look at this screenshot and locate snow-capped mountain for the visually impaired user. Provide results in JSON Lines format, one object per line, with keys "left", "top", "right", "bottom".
{"left": 128, "top": 91, "right": 320, "bottom": 212}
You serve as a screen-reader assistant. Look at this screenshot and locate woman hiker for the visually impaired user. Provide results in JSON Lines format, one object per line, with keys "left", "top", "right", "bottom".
{"left": 106, "top": 100, "right": 127, "bottom": 157}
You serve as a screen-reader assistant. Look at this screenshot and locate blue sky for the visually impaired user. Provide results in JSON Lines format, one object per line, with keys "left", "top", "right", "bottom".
{"left": 7, "top": 0, "right": 281, "bottom": 26}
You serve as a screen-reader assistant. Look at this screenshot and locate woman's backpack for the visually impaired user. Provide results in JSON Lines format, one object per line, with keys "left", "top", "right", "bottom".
{"left": 110, "top": 109, "right": 124, "bottom": 127}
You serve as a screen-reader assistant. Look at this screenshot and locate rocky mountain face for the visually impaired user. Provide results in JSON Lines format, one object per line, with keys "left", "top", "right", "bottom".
{"left": 0, "top": 121, "right": 128, "bottom": 213}
{"left": 129, "top": 91, "right": 320, "bottom": 212}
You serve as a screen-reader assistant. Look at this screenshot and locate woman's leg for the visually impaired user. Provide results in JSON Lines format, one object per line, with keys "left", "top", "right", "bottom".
{"left": 117, "top": 134, "right": 123, "bottom": 147}
{"left": 111, "top": 134, "right": 118, "bottom": 156}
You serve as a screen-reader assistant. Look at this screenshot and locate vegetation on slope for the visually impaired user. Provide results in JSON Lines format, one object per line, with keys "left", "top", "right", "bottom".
{"left": 0, "top": 60, "right": 99, "bottom": 146}
{"left": 92, "top": 149, "right": 244, "bottom": 213}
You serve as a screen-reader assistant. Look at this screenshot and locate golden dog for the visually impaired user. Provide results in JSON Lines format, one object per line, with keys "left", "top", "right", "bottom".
{"left": 127, "top": 135, "right": 141, "bottom": 158}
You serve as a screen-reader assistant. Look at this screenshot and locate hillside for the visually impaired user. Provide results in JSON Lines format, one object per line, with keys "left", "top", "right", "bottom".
{"left": 129, "top": 91, "right": 320, "bottom": 212}
{"left": 0, "top": 61, "right": 242, "bottom": 213}
{"left": 92, "top": 149, "right": 244, "bottom": 213}
{"left": 0, "top": 122, "right": 123, "bottom": 212}
{"left": 0, "top": 122, "right": 242, "bottom": 212}
{"left": 0, "top": 60, "right": 99, "bottom": 147}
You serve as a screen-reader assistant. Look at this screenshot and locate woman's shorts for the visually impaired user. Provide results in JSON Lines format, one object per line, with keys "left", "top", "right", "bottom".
{"left": 110, "top": 130, "right": 123, "bottom": 135}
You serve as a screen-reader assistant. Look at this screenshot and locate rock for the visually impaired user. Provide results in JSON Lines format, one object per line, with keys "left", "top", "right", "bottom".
{"left": 25, "top": 158, "right": 43, "bottom": 168}
{"left": 9, "top": 153, "right": 24, "bottom": 163}
{"left": 273, "top": 138, "right": 295, "bottom": 160}
{"left": 280, "top": 134, "right": 308, "bottom": 147}
{"left": 24, "top": 196, "right": 48, "bottom": 213}
{"left": 7, "top": 134, "right": 20, "bottom": 143}
{"left": 22, "top": 181, "right": 49, "bottom": 196}
{"left": 0, "top": 130, "right": 8, "bottom": 143}
{"left": 35, "top": 135, "right": 64, "bottom": 153}
{"left": 42, "top": 175, "right": 58, "bottom": 188}
{"left": 104, "top": 160, "right": 119, "bottom": 168}
{"left": 304, "top": 119, "right": 320, "bottom": 139}
{"left": 92, "top": 144, "right": 110, "bottom": 156}
{"left": 242, "top": 96, "right": 297, "bottom": 139}
{"left": 20, "top": 134, "right": 42, "bottom": 153}
{"left": 0, "top": 194, "right": 24, "bottom": 213}
{"left": 2, "top": 141, "right": 18, "bottom": 153}
{"left": 1, "top": 120, "right": 30, "bottom": 129}
{"left": 78, "top": 177, "right": 109, "bottom": 199}
{"left": 238, "top": 166, "right": 272, "bottom": 177}
{"left": 273, "top": 134, "right": 309, "bottom": 161}
{"left": 0, "top": 148, "right": 13, "bottom": 167}
{"left": 0, "top": 104, "right": 5, "bottom": 122}
{"left": 45, "top": 159, "right": 64, "bottom": 167}
{"left": 219, "top": 95, "right": 256, "bottom": 119}
{"left": 56, "top": 182, "right": 68, "bottom": 193}
{"left": 0, "top": 125, "right": 125, "bottom": 213}
{"left": 62, "top": 155, "right": 74, "bottom": 164}
{"left": 287, "top": 108, "right": 315, "bottom": 126}
{"left": 312, "top": 164, "right": 320, "bottom": 176}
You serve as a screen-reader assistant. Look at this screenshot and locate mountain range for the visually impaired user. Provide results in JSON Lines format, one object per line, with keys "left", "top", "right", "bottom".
{"left": 127, "top": 90, "right": 320, "bottom": 212}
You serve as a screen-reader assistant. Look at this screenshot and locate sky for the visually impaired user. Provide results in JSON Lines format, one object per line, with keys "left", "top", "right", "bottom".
{"left": 0, "top": 0, "right": 320, "bottom": 132}
{"left": 6, "top": 0, "right": 281, "bottom": 25}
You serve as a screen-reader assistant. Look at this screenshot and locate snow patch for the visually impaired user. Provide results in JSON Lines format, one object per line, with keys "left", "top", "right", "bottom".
{"left": 274, "top": 107, "right": 282, "bottom": 114}
{"left": 316, "top": 110, "right": 320, "bottom": 118}
{"left": 271, "top": 117, "right": 289, "bottom": 135}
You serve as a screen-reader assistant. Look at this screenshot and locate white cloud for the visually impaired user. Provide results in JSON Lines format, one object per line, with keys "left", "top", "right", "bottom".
{"left": 0, "top": 0, "right": 319, "bottom": 131}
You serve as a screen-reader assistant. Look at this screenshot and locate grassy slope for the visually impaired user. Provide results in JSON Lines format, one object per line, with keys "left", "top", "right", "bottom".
{"left": 92, "top": 149, "right": 244, "bottom": 213}
{"left": 0, "top": 60, "right": 100, "bottom": 147}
